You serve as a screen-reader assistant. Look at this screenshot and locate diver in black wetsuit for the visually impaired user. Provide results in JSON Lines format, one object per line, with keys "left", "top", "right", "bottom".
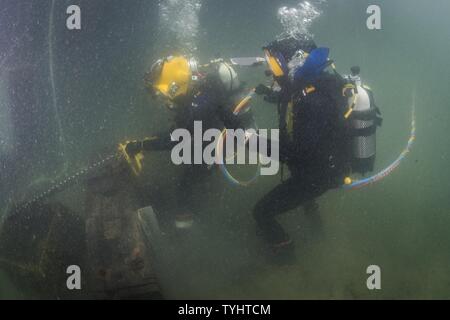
{"left": 253, "top": 37, "right": 354, "bottom": 263}
{"left": 124, "top": 56, "right": 255, "bottom": 230}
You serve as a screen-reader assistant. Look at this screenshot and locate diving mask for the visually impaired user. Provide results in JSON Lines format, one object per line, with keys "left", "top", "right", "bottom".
{"left": 264, "top": 49, "right": 286, "bottom": 77}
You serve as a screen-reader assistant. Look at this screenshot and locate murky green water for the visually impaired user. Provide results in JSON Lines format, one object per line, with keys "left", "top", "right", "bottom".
{"left": 1, "top": 0, "right": 450, "bottom": 299}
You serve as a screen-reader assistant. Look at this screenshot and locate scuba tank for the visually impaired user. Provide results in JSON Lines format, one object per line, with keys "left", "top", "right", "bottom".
{"left": 344, "top": 67, "right": 382, "bottom": 175}
{"left": 217, "top": 61, "right": 240, "bottom": 92}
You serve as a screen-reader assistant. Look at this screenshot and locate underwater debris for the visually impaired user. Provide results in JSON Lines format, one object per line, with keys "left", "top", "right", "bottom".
{"left": 0, "top": 202, "right": 85, "bottom": 299}
{"left": 84, "top": 157, "right": 163, "bottom": 299}
{"left": 1, "top": 154, "right": 164, "bottom": 299}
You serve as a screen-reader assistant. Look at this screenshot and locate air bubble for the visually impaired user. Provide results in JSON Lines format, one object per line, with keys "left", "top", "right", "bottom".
{"left": 277, "top": 1, "right": 324, "bottom": 40}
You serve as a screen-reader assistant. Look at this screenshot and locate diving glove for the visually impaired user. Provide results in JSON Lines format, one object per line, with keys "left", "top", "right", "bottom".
{"left": 125, "top": 140, "right": 143, "bottom": 157}
{"left": 255, "top": 84, "right": 279, "bottom": 103}
{"left": 175, "top": 213, "right": 194, "bottom": 229}
{"left": 255, "top": 84, "right": 272, "bottom": 96}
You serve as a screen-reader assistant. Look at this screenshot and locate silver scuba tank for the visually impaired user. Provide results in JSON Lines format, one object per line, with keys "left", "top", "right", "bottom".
{"left": 351, "top": 86, "right": 376, "bottom": 163}
{"left": 345, "top": 67, "right": 378, "bottom": 174}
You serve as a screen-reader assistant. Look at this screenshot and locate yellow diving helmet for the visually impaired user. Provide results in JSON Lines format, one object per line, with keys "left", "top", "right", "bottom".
{"left": 145, "top": 55, "right": 199, "bottom": 100}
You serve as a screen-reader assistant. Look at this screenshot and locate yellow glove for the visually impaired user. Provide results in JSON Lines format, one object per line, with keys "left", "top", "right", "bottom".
{"left": 118, "top": 140, "right": 144, "bottom": 176}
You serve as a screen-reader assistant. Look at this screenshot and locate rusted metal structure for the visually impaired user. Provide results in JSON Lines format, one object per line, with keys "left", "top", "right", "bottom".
{"left": 0, "top": 155, "right": 164, "bottom": 299}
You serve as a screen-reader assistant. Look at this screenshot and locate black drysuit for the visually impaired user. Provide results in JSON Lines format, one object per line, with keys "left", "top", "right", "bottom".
{"left": 253, "top": 73, "right": 351, "bottom": 245}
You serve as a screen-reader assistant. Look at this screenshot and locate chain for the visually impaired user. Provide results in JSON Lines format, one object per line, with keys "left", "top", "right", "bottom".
{"left": 12, "top": 153, "right": 118, "bottom": 215}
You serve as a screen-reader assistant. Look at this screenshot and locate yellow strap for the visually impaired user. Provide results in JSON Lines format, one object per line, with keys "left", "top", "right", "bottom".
{"left": 342, "top": 83, "right": 358, "bottom": 120}
{"left": 344, "top": 107, "right": 354, "bottom": 119}
{"left": 286, "top": 101, "right": 294, "bottom": 141}
{"left": 344, "top": 93, "right": 358, "bottom": 119}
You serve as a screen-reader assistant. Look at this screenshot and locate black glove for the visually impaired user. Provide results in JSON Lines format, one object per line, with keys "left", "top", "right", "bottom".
{"left": 125, "top": 140, "right": 143, "bottom": 157}
{"left": 255, "top": 84, "right": 272, "bottom": 96}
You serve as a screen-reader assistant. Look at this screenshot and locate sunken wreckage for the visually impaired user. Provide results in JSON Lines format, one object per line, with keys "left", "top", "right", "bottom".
{"left": 0, "top": 151, "right": 164, "bottom": 299}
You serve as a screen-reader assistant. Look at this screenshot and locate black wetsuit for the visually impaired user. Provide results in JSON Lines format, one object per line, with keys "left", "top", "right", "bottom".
{"left": 142, "top": 73, "right": 255, "bottom": 217}
{"left": 254, "top": 72, "right": 351, "bottom": 245}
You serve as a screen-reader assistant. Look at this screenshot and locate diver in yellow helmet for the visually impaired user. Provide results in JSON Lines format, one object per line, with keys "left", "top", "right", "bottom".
{"left": 125, "top": 55, "right": 256, "bottom": 230}
{"left": 251, "top": 36, "right": 381, "bottom": 265}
